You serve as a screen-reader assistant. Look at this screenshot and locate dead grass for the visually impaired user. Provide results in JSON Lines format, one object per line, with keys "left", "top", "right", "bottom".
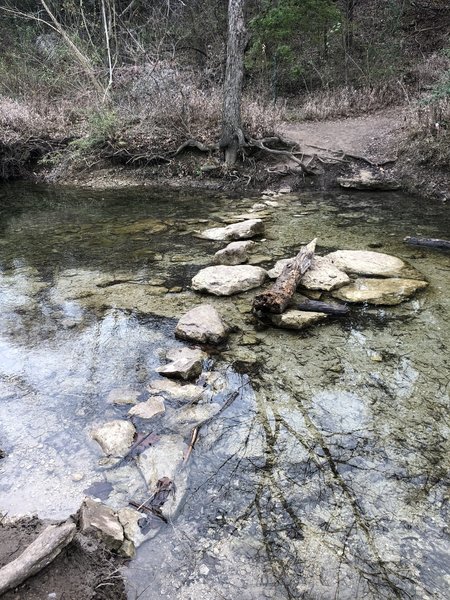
{"left": 288, "top": 83, "right": 408, "bottom": 121}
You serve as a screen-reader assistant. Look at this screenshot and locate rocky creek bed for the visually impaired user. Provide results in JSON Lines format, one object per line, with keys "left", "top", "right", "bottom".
{"left": 0, "top": 182, "right": 449, "bottom": 599}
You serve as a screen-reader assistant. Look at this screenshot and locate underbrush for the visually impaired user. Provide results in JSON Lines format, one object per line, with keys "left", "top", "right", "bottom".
{"left": 287, "top": 82, "right": 407, "bottom": 121}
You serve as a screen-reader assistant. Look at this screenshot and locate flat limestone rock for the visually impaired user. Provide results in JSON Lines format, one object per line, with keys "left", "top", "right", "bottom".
{"left": 148, "top": 379, "right": 204, "bottom": 402}
{"left": 175, "top": 304, "right": 228, "bottom": 345}
{"left": 268, "top": 256, "right": 349, "bottom": 291}
{"left": 117, "top": 507, "right": 147, "bottom": 551}
{"left": 129, "top": 396, "right": 165, "bottom": 419}
{"left": 213, "top": 240, "right": 255, "bottom": 266}
{"left": 270, "top": 310, "right": 328, "bottom": 330}
{"left": 168, "top": 403, "right": 221, "bottom": 429}
{"left": 200, "top": 219, "right": 264, "bottom": 241}
{"left": 91, "top": 420, "right": 135, "bottom": 457}
{"left": 157, "top": 347, "right": 206, "bottom": 380}
{"left": 326, "top": 250, "right": 406, "bottom": 277}
{"left": 106, "top": 388, "right": 140, "bottom": 405}
{"left": 137, "top": 435, "right": 186, "bottom": 488}
{"left": 333, "top": 278, "right": 428, "bottom": 305}
{"left": 192, "top": 265, "right": 266, "bottom": 296}
{"left": 80, "top": 498, "right": 124, "bottom": 551}
{"left": 337, "top": 169, "right": 401, "bottom": 190}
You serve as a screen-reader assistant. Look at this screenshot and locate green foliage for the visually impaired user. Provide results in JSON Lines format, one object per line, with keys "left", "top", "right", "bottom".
{"left": 247, "top": 0, "right": 341, "bottom": 92}
{"left": 69, "top": 109, "right": 118, "bottom": 153}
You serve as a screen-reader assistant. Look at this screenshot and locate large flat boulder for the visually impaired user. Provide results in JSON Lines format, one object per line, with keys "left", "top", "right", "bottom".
{"left": 175, "top": 304, "right": 228, "bottom": 344}
{"left": 156, "top": 347, "right": 206, "bottom": 380}
{"left": 192, "top": 265, "right": 266, "bottom": 296}
{"left": 268, "top": 256, "right": 349, "bottom": 291}
{"left": 200, "top": 219, "right": 264, "bottom": 241}
{"left": 332, "top": 277, "right": 428, "bottom": 305}
{"left": 270, "top": 310, "right": 328, "bottom": 330}
{"left": 213, "top": 240, "right": 255, "bottom": 265}
{"left": 91, "top": 420, "right": 135, "bottom": 457}
{"left": 325, "top": 250, "right": 406, "bottom": 277}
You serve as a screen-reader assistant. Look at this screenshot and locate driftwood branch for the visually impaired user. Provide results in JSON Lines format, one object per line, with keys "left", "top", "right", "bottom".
{"left": 404, "top": 236, "right": 450, "bottom": 250}
{"left": 253, "top": 239, "right": 317, "bottom": 314}
{"left": 294, "top": 297, "right": 349, "bottom": 316}
{"left": 0, "top": 520, "right": 76, "bottom": 595}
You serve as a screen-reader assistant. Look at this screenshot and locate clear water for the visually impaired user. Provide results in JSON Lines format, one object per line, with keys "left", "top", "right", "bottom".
{"left": 0, "top": 182, "right": 449, "bottom": 599}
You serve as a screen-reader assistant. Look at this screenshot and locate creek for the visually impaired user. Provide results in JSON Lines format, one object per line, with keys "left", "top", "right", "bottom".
{"left": 0, "top": 182, "right": 449, "bottom": 599}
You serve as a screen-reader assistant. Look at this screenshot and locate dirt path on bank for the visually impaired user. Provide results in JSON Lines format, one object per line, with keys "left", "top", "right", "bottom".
{"left": 281, "top": 107, "right": 405, "bottom": 163}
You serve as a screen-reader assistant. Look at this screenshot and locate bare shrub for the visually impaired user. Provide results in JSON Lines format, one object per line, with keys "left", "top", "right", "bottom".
{"left": 0, "top": 96, "right": 42, "bottom": 142}
{"left": 290, "top": 83, "right": 407, "bottom": 121}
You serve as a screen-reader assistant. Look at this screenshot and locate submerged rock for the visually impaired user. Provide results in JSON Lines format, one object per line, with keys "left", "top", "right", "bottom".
{"left": 137, "top": 435, "right": 186, "bottom": 489}
{"left": 148, "top": 379, "right": 204, "bottom": 402}
{"left": 192, "top": 265, "right": 266, "bottom": 296}
{"left": 80, "top": 498, "right": 124, "bottom": 551}
{"left": 326, "top": 250, "right": 406, "bottom": 277}
{"left": 200, "top": 219, "right": 264, "bottom": 241}
{"left": 270, "top": 310, "right": 328, "bottom": 330}
{"left": 168, "top": 403, "right": 221, "bottom": 430}
{"left": 129, "top": 396, "right": 165, "bottom": 419}
{"left": 332, "top": 277, "right": 428, "bottom": 305}
{"left": 268, "top": 256, "right": 349, "bottom": 291}
{"left": 91, "top": 420, "right": 135, "bottom": 457}
{"left": 213, "top": 240, "right": 255, "bottom": 266}
{"left": 157, "top": 347, "right": 206, "bottom": 380}
{"left": 175, "top": 304, "right": 228, "bottom": 345}
{"left": 106, "top": 388, "right": 140, "bottom": 405}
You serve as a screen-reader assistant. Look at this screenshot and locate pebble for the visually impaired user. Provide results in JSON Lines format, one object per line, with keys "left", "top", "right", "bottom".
{"left": 71, "top": 472, "right": 84, "bottom": 482}
{"left": 199, "top": 564, "right": 210, "bottom": 576}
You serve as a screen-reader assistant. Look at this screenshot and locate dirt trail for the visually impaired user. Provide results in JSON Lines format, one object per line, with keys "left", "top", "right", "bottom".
{"left": 282, "top": 108, "right": 405, "bottom": 163}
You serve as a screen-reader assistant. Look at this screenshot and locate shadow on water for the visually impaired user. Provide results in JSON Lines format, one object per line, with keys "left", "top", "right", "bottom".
{"left": 0, "top": 181, "right": 449, "bottom": 599}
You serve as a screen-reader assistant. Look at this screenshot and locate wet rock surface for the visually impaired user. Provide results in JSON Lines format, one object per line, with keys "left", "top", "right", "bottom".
{"left": 80, "top": 498, "right": 124, "bottom": 551}
{"left": 268, "top": 255, "right": 350, "bottom": 291}
{"left": 325, "top": 249, "right": 406, "bottom": 277}
{"left": 213, "top": 240, "right": 255, "bottom": 265}
{"left": 337, "top": 169, "right": 401, "bottom": 190}
{"left": 192, "top": 265, "right": 267, "bottom": 296}
{"left": 128, "top": 396, "right": 166, "bottom": 419}
{"left": 157, "top": 347, "right": 206, "bottom": 380}
{"left": 332, "top": 277, "right": 428, "bottom": 305}
{"left": 270, "top": 309, "right": 328, "bottom": 329}
{"left": 91, "top": 420, "right": 136, "bottom": 457}
{"left": 175, "top": 304, "right": 228, "bottom": 344}
{"left": 200, "top": 219, "right": 264, "bottom": 241}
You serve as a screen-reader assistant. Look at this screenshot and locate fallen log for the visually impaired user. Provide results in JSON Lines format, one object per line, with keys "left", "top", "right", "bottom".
{"left": 404, "top": 236, "right": 450, "bottom": 250}
{"left": 0, "top": 519, "right": 76, "bottom": 595}
{"left": 253, "top": 239, "right": 317, "bottom": 314}
{"left": 294, "top": 297, "right": 349, "bottom": 316}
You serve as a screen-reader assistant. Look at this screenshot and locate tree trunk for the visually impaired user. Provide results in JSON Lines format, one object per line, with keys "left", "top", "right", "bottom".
{"left": 220, "top": 0, "right": 246, "bottom": 166}
{"left": 253, "top": 239, "right": 317, "bottom": 314}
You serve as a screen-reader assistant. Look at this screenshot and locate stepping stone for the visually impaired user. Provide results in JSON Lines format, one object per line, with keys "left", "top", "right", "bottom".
{"left": 200, "top": 219, "right": 264, "bottom": 241}
{"left": 332, "top": 277, "right": 428, "bottom": 305}
{"left": 175, "top": 304, "right": 228, "bottom": 344}
{"left": 192, "top": 265, "right": 266, "bottom": 296}
{"left": 157, "top": 347, "right": 206, "bottom": 380}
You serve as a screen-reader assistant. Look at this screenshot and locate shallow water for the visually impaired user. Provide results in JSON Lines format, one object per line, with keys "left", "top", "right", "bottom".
{"left": 0, "top": 182, "right": 449, "bottom": 599}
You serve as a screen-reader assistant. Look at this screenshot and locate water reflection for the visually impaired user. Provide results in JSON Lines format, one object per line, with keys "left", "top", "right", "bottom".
{"left": 0, "top": 182, "right": 448, "bottom": 598}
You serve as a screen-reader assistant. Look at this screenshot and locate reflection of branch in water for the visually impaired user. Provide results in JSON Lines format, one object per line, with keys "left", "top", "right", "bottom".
{"left": 266, "top": 376, "right": 414, "bottom": 599}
